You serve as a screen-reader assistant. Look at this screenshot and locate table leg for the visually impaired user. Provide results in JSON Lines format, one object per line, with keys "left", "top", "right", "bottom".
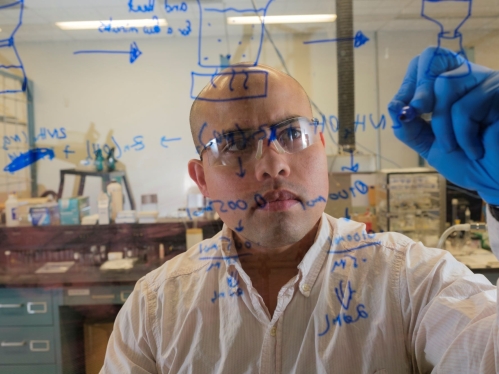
{"left": 122, "top": 175, "right": 136, "bottom": 210}
{"left": 102, "top": 175, "right": 110, "bottom": 192}
{"left": 77, "top": 175, "right": 86, "bottom": 196}
{"left": 57, "top": 172, "right": 65, "bottom": 200}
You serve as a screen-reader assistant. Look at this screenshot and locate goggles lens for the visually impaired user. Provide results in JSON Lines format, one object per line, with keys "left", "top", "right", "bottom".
{"left": 201, "top": 117, "right": 320, "bottom": 167}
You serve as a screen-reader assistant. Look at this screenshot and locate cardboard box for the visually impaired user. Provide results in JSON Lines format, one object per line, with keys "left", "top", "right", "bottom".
{"left": 58, "top": 196, "right": 90, "bottom": 225}
{"left": 84, "top": 322, "right": 114, "bottom": 374}
{"left": 30, "top": 203, "right": 60, "bottom": 226}
{"left": 6, "top": 197, "right": 51, "bottom": 226}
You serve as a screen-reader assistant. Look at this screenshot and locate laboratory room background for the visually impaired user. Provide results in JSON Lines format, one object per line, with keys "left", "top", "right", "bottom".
{"left": 1, "top": 0, "right": 499, "bottom": 373}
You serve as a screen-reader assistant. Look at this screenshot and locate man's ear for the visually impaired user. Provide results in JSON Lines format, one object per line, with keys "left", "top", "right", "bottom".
{"left": 188, "top": 159, "right": 210, "bottom": 197}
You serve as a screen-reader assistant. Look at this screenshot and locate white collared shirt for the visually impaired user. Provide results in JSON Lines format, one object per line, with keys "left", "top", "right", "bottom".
{"left": 101, "top": 213, "right": 499, "bottom": 373}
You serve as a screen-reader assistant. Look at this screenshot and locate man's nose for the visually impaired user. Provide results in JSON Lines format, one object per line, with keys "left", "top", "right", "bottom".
{"left": 254, "top": 139, "right": 291, "bottom": 181}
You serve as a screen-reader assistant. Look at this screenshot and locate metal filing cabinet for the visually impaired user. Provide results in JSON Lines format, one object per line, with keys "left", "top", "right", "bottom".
{"left": 0, "top": 288, "right": 57, "bottom": 374}
{"left": 0, "top": 222, "right": 187, "bottom": 373}
{"left": 0, "top": 285, "right": 133, "bottom": 373}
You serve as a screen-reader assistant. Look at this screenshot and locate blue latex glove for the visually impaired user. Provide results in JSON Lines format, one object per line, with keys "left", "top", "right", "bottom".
{"left": 388, "top": 47, "right": 499, "bottom": 205}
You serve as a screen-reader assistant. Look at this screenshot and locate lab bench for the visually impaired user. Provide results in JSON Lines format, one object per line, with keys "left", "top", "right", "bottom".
{"left": 4, "top": 221, "right": 495, "bottom": 374}
{"left": 0, "top": 220, "right": 221, "bottom": 374}
{"left": 453, "top": 248, "right": 499, "bottom": 284}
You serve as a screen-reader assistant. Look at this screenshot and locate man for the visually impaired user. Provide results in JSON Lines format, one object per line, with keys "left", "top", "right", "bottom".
{"left": 101, "top": 48, "right": 499, "bottom": 373}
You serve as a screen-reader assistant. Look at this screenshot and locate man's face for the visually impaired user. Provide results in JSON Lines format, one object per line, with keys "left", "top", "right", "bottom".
{"left": 189, "top": 67, "right": 329, "bottom": 249}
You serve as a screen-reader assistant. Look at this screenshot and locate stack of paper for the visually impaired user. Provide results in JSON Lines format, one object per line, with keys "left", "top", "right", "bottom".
{"left": 115, "top": 210, "right": 137, "bottom": 224}
{"left": 138, "top": 211, "right": 159, "bottom": 224}
{"left": 36, "top": 261, "right": 75, "bottom": 274}
{"left": 100, "top": 258, "right": 137, "bottom": 270}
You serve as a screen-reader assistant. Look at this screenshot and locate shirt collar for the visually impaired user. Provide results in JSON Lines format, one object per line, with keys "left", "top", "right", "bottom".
{"left": 296, "top": 213, "right": 332, "bottom": 297}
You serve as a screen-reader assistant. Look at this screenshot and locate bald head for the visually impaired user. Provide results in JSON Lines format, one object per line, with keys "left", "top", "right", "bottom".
{"left": 187, "top": 64, "right": 328, "bottom": 251}
{"left": 189, "top": 64, "right": 311, "bottom": 153}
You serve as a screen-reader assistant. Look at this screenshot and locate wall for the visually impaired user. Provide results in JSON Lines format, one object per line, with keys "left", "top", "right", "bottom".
{"left": 7, "top": 27, "right": 468, "bottom": 215}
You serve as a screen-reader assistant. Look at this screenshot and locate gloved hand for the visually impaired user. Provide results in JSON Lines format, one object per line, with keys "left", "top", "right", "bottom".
{"left": 388, "top": 46, "right": 499, "bottom": 205}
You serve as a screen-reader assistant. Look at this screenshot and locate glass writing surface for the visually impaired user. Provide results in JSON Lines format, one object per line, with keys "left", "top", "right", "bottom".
{"left": 0, "top": 1, "right": 498, "bottom": 373}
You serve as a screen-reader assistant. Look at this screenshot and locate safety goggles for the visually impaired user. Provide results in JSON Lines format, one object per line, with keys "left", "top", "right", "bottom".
{"left": 199, "top": 117, "right": 321, "bottom": 167}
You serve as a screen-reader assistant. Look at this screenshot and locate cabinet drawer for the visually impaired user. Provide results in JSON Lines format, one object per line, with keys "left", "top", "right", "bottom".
{"left": 0, "top": 326, "right": 55, "bottom": 365}
{"left": 0, "top": 288, "right": 53, "bottom": 326}
{"left": 64, "top": 285, "right": 133, "bottom": 306}
{"left": 0, "top": 364, "right": 57, "bottom": 374}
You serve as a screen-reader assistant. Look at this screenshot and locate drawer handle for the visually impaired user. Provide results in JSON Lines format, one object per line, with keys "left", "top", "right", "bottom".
{"left": 1, "top": 341, "right": 26, "bottom": 347}
{"left": 27, "top": 302, "right": 47, "bottom": 314}
{"left": 30, "top": 340, "right": 50, "bottom": 352}
{"left": 0, "top": 303, "right": 23, "bottom": 309}
{"left": 91, "top": 294, "right": 115, "bottom": 300}
{"left": 120, "top": 290, "right": 132, "bottom": 302}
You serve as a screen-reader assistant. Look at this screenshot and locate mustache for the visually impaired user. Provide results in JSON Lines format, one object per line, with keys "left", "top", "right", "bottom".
{"left": 242, "top": 181, "right": 306, "bottom": 209}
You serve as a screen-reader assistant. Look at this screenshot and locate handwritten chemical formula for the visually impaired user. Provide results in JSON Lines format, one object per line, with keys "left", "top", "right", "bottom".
{"left": 1, "top": 126, "right": 182, "bottom": 173}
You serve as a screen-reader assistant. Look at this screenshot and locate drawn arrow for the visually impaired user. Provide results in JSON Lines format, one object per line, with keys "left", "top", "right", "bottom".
{"left": 235, "top": 157, "right": 246, "bottom": 178}
{"left": 235, "top": 220, "right": 244, "bottom": 232}
{"left": 335, "top": 280, "right": 356, "bottom": 310}
{"left": 4, "top": 148, "right": 55, "bottom": 173}
{"left": 73, "top": 41, "right": 142, "bottom": 64}
{"left": 160, "top": 136, "right": 182, "bottom": 148}
{"left": 303, "top": 30, "right": 370, "bottom": 48}
{"left": 341, "top": 151, "right": 359, "bottom": 173}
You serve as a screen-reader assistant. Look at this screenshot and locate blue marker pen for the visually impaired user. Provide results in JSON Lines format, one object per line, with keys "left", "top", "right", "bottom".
{"left": 398, "top": 106, "right": 418, "bottom": 123}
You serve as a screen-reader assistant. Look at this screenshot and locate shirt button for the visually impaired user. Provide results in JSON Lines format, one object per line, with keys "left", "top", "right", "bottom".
{"left": 301, "top": 284, "right": 310, "bottom": 292}
{"left": 270, "top": 326, "right": 277, "bottom": 337}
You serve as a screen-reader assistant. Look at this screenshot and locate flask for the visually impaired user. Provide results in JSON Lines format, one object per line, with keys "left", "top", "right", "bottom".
{"left": 106, "top": 180, "right": 123, "bottom": 221}
{"left": 5, "top": 193, "right": 19, "bottom": 227}
{"left": 187, "top": 186, "right": 205, "bottom": 218}
{"left": 95, "top": 149, "right": 104, "bottom": 172}
{"left": 451, "top": 198, "right": 459, "bottom": 225}
{"left": 421, "top": 0, "right": 472, "bottom": 78}
{"left": 465, "top": 207, "right": 471, "bottom": 224}
{"left": 159, "top": 243, "right": 165, "bottom": 260}
{"left": 141, "top": 194, "right": 158, "bottom": 212}
{"left": 106, "top": 147, "right": 117, "bottom": 171}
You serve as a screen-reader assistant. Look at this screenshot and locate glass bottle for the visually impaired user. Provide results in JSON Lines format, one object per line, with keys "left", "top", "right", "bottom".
{"left": 95, "top": 149, "right": 104, "bottom": 172}
{"left": 106, "top": 147, "right": 117, "bottom": 171}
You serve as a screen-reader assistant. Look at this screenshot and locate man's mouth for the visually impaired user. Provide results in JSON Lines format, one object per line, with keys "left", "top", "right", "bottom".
{"left": 256, "top": 189, "right": 301, "bottom": 212}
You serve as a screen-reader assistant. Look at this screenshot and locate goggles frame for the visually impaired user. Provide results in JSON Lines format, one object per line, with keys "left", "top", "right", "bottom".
{"left": 199, "top": 117, "right": 320, "bottom": 165}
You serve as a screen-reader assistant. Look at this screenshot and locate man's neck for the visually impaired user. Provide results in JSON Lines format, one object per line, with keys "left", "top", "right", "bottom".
{"left": 232, "top": 218, "right": 322, "bottom": 317}
{"left": 233, "top": 219, "right": 321, "bottom": 263}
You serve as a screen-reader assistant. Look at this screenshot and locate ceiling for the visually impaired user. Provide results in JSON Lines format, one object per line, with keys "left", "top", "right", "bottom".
{"left": 0, "top": 0, "right": 498, "bottom": 43}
